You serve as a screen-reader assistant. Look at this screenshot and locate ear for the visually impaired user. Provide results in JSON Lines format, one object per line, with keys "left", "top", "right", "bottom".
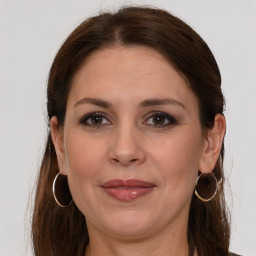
{"left": 50, "top": 116, "right": 68, "bottom": 175}
{"left": 199, "top": 114, "right": 226, "bottom": 173}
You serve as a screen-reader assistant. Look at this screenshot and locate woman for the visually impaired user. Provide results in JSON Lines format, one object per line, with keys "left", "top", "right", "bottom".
{"left": 32, "top": 6, "right": 239, "bottom": 256}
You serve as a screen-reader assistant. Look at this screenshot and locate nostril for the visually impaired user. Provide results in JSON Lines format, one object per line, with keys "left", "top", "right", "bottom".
{"left": 112, "top": 158, "right": 119, "bottom": 163}
{"left": 111, "top": 158, "right": 138, "bottom": 165}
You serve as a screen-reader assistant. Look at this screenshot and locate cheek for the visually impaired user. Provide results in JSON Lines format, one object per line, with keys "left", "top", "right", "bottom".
{"left": 63, "top": 131, "right": 108, "bottom": 204}
{"left": 150, "top": 128, "right": 203, "bottom": 190}
{"left": 63, "top": 131, "right": 109, "bottom": 216}
{"left": 65, "top": 131, "right": 105, "bottom": 175}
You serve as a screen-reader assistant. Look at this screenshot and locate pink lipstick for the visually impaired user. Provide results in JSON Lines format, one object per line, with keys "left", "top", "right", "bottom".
{"left": 101, "top": 179, "right": 155, "bottom": 202}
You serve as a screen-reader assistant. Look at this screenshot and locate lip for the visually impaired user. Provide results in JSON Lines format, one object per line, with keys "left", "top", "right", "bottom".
{"left": 101, "top": 179, "right": 156, "bottom": 202}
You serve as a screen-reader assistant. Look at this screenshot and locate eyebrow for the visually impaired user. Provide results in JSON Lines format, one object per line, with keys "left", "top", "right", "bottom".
{"left": 74, "top": 97, "right": 112, "bottom": 108}
{"left": 139, "top": 98, "right": 186, "bottom": 109}
{"left": 74, "top": 97, "right": 186, "bottom": 109}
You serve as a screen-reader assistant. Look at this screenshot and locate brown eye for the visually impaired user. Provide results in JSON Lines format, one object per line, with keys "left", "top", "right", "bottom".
{"left": 152, "top": 116, "right": 166, "bottom": 125}
{"left": 145, "top": 112, "right": 177, "bottom": 128}
{"left": 90, "top": 115, "right": 103, "bottom": 125}
{"left": 81, "top": 113, "right": 111, "bottom": 127}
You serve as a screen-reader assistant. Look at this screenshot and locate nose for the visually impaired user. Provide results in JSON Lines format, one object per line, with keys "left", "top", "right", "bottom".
{"left": 109, "top": 124, "right": 146, "bottom": 166}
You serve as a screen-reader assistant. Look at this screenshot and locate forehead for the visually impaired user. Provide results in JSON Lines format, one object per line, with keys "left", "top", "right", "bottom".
{"left": 68, "top": 45, "right": 198, "bottom": 111}
{"left": 75, "top": 45, "right": 177, "bottom": 84}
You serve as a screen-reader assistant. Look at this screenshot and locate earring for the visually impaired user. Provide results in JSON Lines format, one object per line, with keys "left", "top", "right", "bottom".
{"left": 194, "top": 172, "right": 222, "bottom": 202}
{"left": 52, "top": 173, "right": 73, "bottom": 207}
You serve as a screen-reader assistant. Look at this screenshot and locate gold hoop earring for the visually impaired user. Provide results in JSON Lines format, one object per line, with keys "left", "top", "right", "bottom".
{"left": 52, "top": 173, "right": 73, "bottom": 207}
{"left": 195, "top": 172, "right": 222, "bottom": 202}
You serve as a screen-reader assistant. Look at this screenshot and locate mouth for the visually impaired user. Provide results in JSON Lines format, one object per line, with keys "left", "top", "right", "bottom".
{"left": 101, "top": 179, "right": 156, "bottom": 202}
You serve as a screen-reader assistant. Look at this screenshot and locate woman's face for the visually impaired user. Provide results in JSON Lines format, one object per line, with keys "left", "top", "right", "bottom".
{"left": 53, "top": 46, "right": 211, "bottom": 240}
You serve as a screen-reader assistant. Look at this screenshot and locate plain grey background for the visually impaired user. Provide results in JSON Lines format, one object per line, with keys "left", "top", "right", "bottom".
{"left": 0, "top": 0, "right": 255, "bottom": 255}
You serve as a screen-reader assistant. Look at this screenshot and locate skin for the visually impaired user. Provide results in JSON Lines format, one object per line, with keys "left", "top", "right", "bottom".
{"left": 51, "top": 46, "right": 226, "bottom": 256}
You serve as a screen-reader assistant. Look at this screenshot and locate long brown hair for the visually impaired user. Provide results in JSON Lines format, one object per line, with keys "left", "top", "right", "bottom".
{"left": 32, "top": 6, "right": 230, "bottom": 256}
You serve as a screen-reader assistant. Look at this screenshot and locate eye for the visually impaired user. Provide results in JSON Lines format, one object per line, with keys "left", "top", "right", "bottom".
{"left": 80, "top": 113, "right": 111, "bottom": 127}
{"left": 145, "top": 112, "right": 177, "bottom": 127}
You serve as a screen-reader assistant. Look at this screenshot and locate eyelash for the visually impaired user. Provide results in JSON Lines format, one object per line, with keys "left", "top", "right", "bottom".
{"left": 80, "top": 112, "right": 111, "bottom": 128}
{"left": 80, "top": 111, "right": 177, "bottom": 128}
{"left": 145, "top": 112, "right": 177, "bottom": 127}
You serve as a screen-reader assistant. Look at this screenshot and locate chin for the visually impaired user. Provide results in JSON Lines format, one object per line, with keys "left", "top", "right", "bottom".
{"left": 106, "top": 221, "right": 154, "bottom": 240}
{"left": 93, "top": 209, "right": 169, "bottom": 241}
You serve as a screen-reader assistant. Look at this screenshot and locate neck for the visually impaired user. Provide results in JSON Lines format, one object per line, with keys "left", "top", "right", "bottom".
{"left": 85, "top": 221, "right": 189, "bottom": 256}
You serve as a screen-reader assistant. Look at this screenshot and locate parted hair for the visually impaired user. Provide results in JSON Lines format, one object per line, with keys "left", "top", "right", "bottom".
{"left": 32, "top": 6, "right": 230, "bottom": 256}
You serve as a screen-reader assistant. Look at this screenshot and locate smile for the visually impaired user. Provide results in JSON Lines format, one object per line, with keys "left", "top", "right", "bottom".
{"left": 101, "top": 179, "right": 156, "bottom": 202}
